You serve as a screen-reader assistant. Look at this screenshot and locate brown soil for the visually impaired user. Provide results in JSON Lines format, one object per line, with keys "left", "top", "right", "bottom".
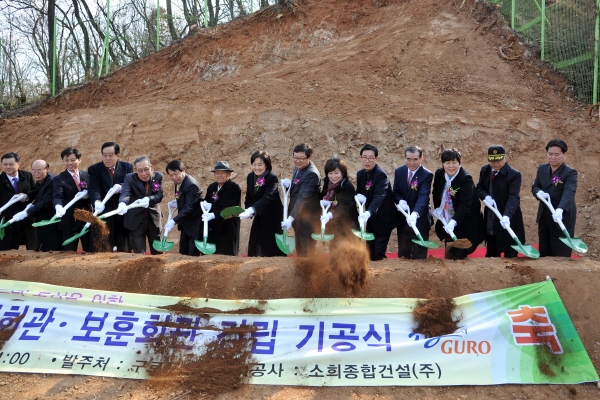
{"left": 1, "top": 0, "right": 600, "bottom": 398}
{"left": 73, "top": 209, "right": 111, "bottom": 252}
{"left": 412, "top": 298, "right": 461, "bottom": 338}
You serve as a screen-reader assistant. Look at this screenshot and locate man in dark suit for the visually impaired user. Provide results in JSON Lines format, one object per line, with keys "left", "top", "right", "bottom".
{"left": 283, "top": 143, "right": 321, "bottom": 257}
{"left": 12, "top": 160, "right": 60, "bottom": 251}
{"left": 88, "top": 142, "right": 133, "bottom": 252}
{"left": 165, "top": 160, "right": 203, "bottom": 256}
{"left": 356, "top": 144, "right": 399, "bottom": 261}
{"left": 532, "top": 139, "right": 577, "bottom": 257}
{"left": 476, "top": 145, "right": 525, "bottom": 258}
{"left": 393, "top": 145, "right": 433, "bottom": 259}
{"left": 117, "top": 156, "right": 163, "bottom": 254}
{"left": 0, "top": 152, "right": 36, "bottom": 250}
{"left": 53, "top": 147, "right": 92, "bottom": 252}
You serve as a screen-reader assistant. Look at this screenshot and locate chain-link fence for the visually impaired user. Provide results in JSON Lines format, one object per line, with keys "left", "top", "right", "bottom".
{"left": 488, "top": 0, "right": 599, "bottom": 104}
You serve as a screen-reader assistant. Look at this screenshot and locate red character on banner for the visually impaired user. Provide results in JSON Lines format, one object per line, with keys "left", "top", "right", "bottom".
{"left": 506, "top": 305, "right": 563, "bottom": 354}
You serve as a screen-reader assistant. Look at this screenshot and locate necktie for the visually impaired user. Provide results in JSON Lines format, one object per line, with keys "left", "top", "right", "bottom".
{"left": 491, "top": 170, "right": 498, "bottom": 183}
{"left": 144, "top": 182, "right": 149, "bottom": 193}
{"left": 73, "top": 173, "right": 81, "bottom": 191}
{"left": 408, "top": 171, "right": 413, "bottom": 185}
{"left": 12, "top": 177, "right": 19, "bottom": 193}
{"left": 109, "top": 167, "right": 115, "bottom": 178}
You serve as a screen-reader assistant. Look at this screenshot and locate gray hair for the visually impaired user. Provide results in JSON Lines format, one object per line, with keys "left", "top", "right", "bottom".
{"left": 134, "top": 156, "right": 152, "bottom": 167}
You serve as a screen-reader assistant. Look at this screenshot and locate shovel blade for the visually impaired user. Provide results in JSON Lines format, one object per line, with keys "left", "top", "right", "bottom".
{"left": 152, "top": 238, "right": 175, "bottom": 252}
{"left": 62, "top": 227, "right": 89, "bottom": 246}
{"left": 195, "top": 239, "right": 216, "bottom": 255}
{"left": 412, "top": 238, "right": 439, "bottom": 249}
{"left": 311, "top": 232, "right": 335, "bottom": 242}
{"left": 352, "top": 229, "right": 375, "bottom": 241}
{"left": 275, "top": 233, "right": 295, "bottom": 254}
{"left": 511, "top": 244, "right": 540, "bottom": 259}
{"left": 32, "top": 216, "right": 60, "bottom": 227}
{"left": 559, "top": 236, "right": 588, "bottom": 254}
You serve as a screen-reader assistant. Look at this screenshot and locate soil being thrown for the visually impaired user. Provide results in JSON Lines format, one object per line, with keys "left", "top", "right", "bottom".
{"left": 412, "top": 298, "right": 461, "bottom": 338}
{"left": 73, "top": 209, "right": 110, "bottom": 252}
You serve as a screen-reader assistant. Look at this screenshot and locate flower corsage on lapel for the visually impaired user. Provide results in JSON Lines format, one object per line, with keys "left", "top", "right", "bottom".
{"left": 212, "top": 192, "right": 219, "bottom": 202}
{"left": 365, "top": 180, "right": 373, "bottom": 191}
{"left": 152, "top": 182, "right": 161, "bottom": 193}
{"left": 293, "top": 177, "right": 300, "bottom": 185}
{"left": 551, "top": 175, "right": 563, "bottom": 187}
{"left": 255, "top": 177, "right": 265, "bottom": 190}
{"left": 79, "top": 181, "right": 87, "bottom": 190}
{"left": 410, "top": 177, "right": 419, "bottom": 190}
{"left": 175, "top": 190, "right": 181, "bottom": 199}
{"left": 446, "top": 186, "right": 459, "bottom": 198}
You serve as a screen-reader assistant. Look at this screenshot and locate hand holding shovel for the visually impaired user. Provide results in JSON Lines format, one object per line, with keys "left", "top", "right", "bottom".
{"left": 33, "top": 190, "right": 89, "bottom": 227}
{"left": 153, "top": 202, "right": 177, "bottom": 252}
{"left": 536, "top": 191, "right": 588, "bottom": 253}
{"left": 430, "top": 208, "right": 471, "bottom": 249}
{"left": 0, "top": 194, "right": 27, "bottom": 216}
{"left": 0, "top": 203, "right": 33, "bottom": 240}
{"left": 352, "top": 194, "right": 374, "bottom": 241}
{"left": 396, "top": 202, "right": 438, "bottom": 249}
{"left": 275, "top": 178, "right": 295, "bottom": 254}
{"left": 483, "top": 197, "right": 539, "bottom": 258}
{"left": 194, "top": 201, "right": 217, "bottom": 255}
{"left": 62, "top": 184, "right": 123, "bottom": 246}
{"left": 312, "top": 200, "right": 334, "bottom": 242}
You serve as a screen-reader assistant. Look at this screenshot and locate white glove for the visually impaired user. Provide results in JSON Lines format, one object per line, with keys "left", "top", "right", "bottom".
{"left": 94, "top": 200, "right": 105, "bottom": 214}
{"left": 320, "top": 211, "right": 333, "bottom": 224}
{"left": 396, "top": 200, "right": 409, "bottom": 213}
{"left": 82, "top": 191, "right": 89, "bottom": 199}
{"left": 239, "top": 208, "right": 255, "bottom": 219}
{"left": 116, "top": 202, "right": 128, "bottom": 215}
{"left": 444, "top": 219, "right": 457, "bottom": 235}
{"left": 18, "top": 193, "right": 27, "bottom": 202}
{"left": 202, "top": 212, "right": 215, "bottom": 222}
{"left": 54, "top": 204, "right": 66, "bottom": 218}
{"left": 484, "top": 195, "right": 496, "bottom": 207}
{"left": 281, "top": 216, "right": 294, "bottom": 230}
{"left": 320, "top": 199, "right": 331, "bottom": 208}
{"left": 13, "top": 210, "right": 29, "bottom": 222}
{"left": 164, "top": 219, "right": 175, "bottom": 233}
{"left": 355, "top": 194, "right": 367, "bottom": 204}
{"left": 358, "top": 211, "right": 371, "bottom": 224}
{"left": 407, "top": 212, "right": 418, "bottom": 227}
{"left": 168, "top": 199, "right": 178, "bottom": 208}
{"left": 553, "top": 208, "right": 563, "bottom": 223}
{"left": 113, "top": 184, "right": 122, "bottom": 193}
{"left": 536, "top": 191, "right": 549, "bottom": 201}
{"left": 500, "top": 215, "right": 510, "bottom": 229}
{"left": 281, "top": 178, "right": 291, "bottom": 189}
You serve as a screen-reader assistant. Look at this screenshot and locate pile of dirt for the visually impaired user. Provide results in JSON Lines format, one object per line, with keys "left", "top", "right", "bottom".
{"left": 73, "top": 209, "right": 110, "bottom": 252}
{"left": 412, "top": 298, "right": 461, "bottom": 338}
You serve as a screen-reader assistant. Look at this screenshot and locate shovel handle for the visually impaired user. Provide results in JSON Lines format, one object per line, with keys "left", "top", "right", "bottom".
{"left": 0, "top": 194, "right": 26, "bottom": 213}
{"left": 537, "top": 195, "right": 569, "bottom": 232}
{"left": 483, "top": 198, "right": 520, "bottom": 239}
{"left": 281, "top": 180, "right": 292, "bottom": 220}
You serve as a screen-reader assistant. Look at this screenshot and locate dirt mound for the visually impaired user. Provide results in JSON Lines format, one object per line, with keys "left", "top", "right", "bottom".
{"left": 73, "top": 209, "right": 111, "bottom": 252}
{"left": 412, "top": 298, "right": 461, "bottom": 338}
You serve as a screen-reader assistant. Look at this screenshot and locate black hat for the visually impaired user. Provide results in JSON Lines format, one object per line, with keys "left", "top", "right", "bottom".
{"left": 487, "top": 145, "right": 506, "bottom": 161}
{"left": 211, "top": 161, "right": 233, "bottom": 172}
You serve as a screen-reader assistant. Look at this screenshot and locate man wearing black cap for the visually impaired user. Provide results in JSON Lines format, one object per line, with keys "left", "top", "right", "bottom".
{"left": 204, "top": 161, "right": 241, "bottom": 256}
{"left": 476, "top": 145, "right": 525, "bottom": 258}
{"left": 532, "top": 139, "right": 578, "bottom": 257}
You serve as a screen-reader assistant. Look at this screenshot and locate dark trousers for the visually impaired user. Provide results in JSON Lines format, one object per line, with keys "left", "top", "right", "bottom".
{"left": 397, "top": 224, "right": 428, "bottom": 260}
{"left": 293, "top": 219, "right": 316, "bottom": 257}
{"left": 179, "top": 229, "right": 200, "bottom": 256}
{"left": 366, "top": 221, "right": 391, "bottom": 261}
{"left": 131, "top": 215, "right": 161, "bottom": 255}
{"left": 0, "top": 225, "right": 24, "bottom": 251}
{"left": 485, "top": 234, "right": 518, "bottom": 258}
{"left": 107, "top": 215, "right": 131, "bottom": 252}
{"left": 538, "top": 212, "right": 572, "bottom": 257}
{"left": 445, "top": 243, "right": 468, "bottom": 260}
{"left": 60, "top": 229, "right": 92, "bottom": 252}
{"left": 36, "top": 225, "right": 61, "bottom": 252}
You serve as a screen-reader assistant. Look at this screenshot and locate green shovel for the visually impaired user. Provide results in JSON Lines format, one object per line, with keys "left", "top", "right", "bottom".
{"left": 312, "top": 200, "right": 334, "bottom": 242}
{"left": 194, "top": 201, "right": 216, "bottom": 255}
{"left": 220, "top": 206, "right": 245, "bottom": 219}
{"left": 352, "top": 195, "right": 375, "bottom": 241}
{"left": 62, "top": 184, "right": 122, "bottom": 246}
{"left": 275, "top": 180, "right": 296, "bottom": 254}
{"left": 537, "top": 194, "right": 588, "bottom": 254}
{"left": 483, "top": 198, "right": 540, "bottom": 259}
{"left": 153, "top": 203, "right": 177, "bottom": 252}
{"left": 33, "top": 189, "right": 89, "bottom": 227}
{"left": 397, "top": 203, "right": 439, "bottom": 249}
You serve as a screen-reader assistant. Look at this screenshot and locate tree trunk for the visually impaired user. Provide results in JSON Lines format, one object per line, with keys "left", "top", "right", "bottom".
{"left": 166, "top": 0, "right": 179, "bottom": 42}
{"left": 72, "top": 0, "right": 92, "bottom": 80}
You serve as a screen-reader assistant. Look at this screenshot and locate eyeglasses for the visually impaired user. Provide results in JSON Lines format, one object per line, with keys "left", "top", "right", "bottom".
{"left": 361, "top": 156, "right": 376, "bottom": 162}
{"left": 136, "top": 167, "right": 151, "bottom": 173}
{"left": 293, "top": 157, "right": 308, "bottom": 161}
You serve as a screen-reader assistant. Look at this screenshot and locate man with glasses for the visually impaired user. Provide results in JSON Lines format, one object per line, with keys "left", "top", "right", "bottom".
{"left": 117, "top": 156, "right": 163, "bottom": 254}
{"left": 356, "top": 144, "right": 399, "bottom": 261}
{"left": 532, "top": 139, "right": 578, "bottom": 257}
{"left": 283, "top": 143, "right": 321, "bottom": 257}
{"left": 88, "top": 142, "right": 133, "bottom": 252}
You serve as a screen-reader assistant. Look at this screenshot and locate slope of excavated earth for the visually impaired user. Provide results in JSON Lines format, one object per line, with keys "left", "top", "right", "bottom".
{"left": 0, "top": 0, "right": 599, "bottom": 398}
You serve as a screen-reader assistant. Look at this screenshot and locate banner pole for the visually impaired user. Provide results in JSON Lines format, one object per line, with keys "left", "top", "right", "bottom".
{"left": 53, "top": 15, "right": 57, "bottom": 96}
{"left": 156, "top": 0, "right": 160, "bottom": 51}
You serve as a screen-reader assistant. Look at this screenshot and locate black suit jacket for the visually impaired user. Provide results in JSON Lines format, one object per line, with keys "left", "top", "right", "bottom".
{"left": 288, "top": 160, "right": 321, "bottom": 220}
{"left": 531, "top": 162, "right": 577, "bottom": 232}
{"left": 206, "top": 180, "right": 241, "bottom": 256}
{"left": 0, "top": 170, "right": 36, "bottom": 249}
{"left": 244, "top": 171, "right": 284, "bottom": 257}
{"left": 52, "top": 170, "right": 92, "bottom": 231}
{"left": 88, "top": 160, "right": 133, "bottom": 210}
{"left": 393, "top": 165, "right": 433, "bottom": 234}
{"left": 320, "top": 177, "right": 359, "bottom": 233}
{"left": 173, "top": 174, "right": 203, "bottom": 237}
{"left": 477, "top": 162, "right": 525, "bottom": 249}
{"left": 27, "top": 172, "right": 56, "bottom": 220}
{"left": 356, "top": 165, "right": 399, "bottom": 235}
{"left": 432, "top": 167, "right": 485, "bottom": 250}
{"left": 119, "top": 171, "right": 163, "bottom": 231}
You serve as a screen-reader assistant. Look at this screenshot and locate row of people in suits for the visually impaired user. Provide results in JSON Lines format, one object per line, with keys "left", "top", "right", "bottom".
{"left": 0, "top": 138, "right": 577, "bottom": 259}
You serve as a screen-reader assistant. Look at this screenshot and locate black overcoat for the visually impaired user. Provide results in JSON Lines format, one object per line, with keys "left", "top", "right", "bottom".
{"left": 0, "top": 170, "right": 37, "bottom": 250}
{"left": 531, "top": 162, "right": 577, "bottom": 234}
{"left": 319, "top": 177, "right": 358, "bottom": 238}
{"left": 356, "top": 165, "right": 399, "bottom": 235}
{"left": 206, "top": 180, "right": 241, "bottom": 256}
